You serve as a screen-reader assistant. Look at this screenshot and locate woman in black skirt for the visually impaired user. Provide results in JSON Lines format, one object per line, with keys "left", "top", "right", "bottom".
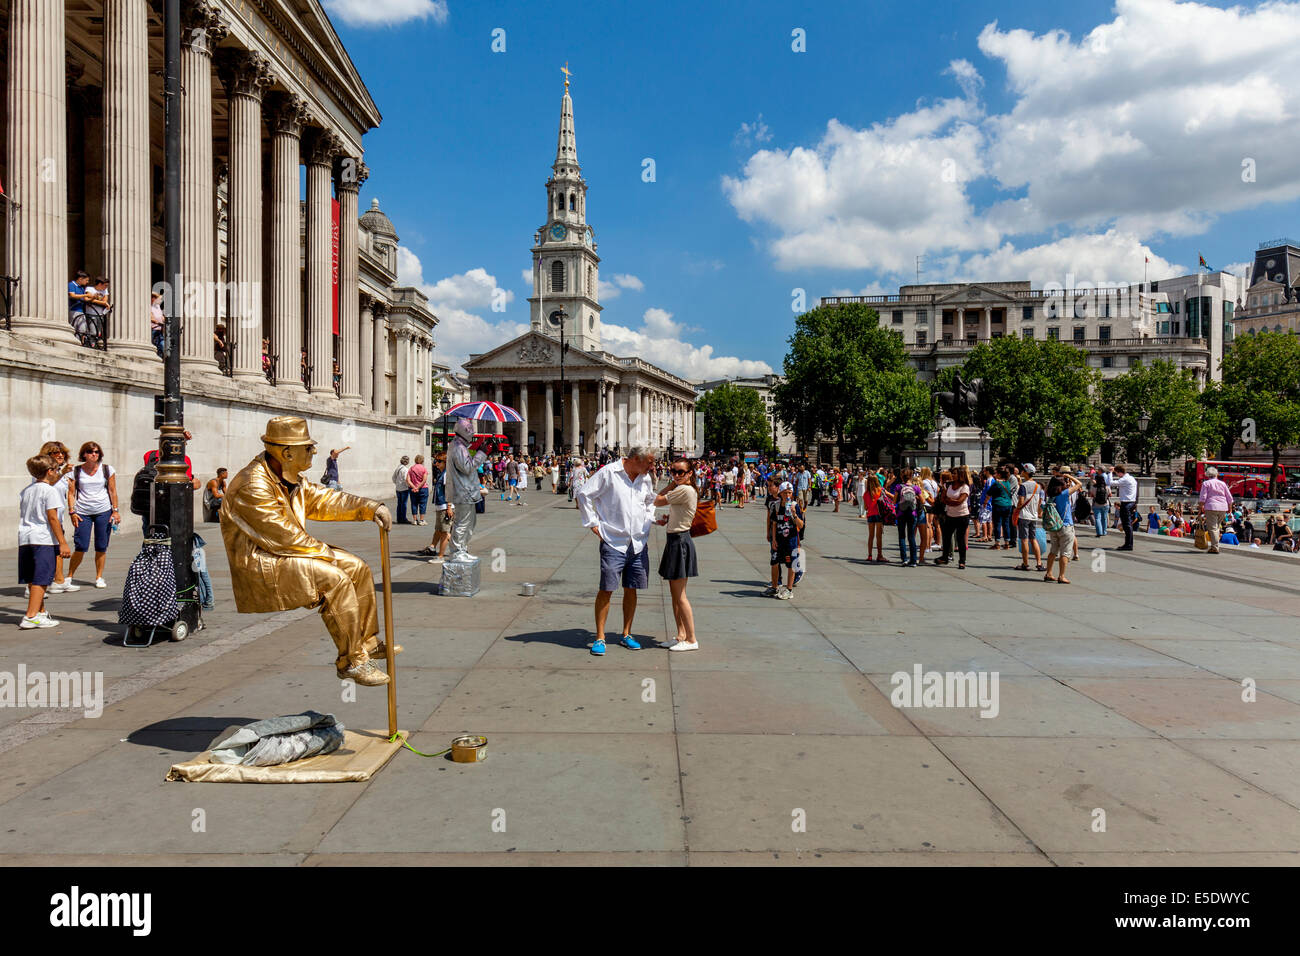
{"left": 654, "top": 458, "right": 699, "bottom": 651}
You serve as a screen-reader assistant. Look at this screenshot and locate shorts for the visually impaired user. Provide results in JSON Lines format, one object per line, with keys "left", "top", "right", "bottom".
{"left": 435, "top": 509, "right": 452, "bottom": 533}
{"left": 18, "top": 543, "right": 57, "bottom": 587}
{"left": 73, "top": 510, "right": 112, "bottom": 552}
{"left": 1017, "top": 519, "right": 1038, "bottom": 542}
{"left": 508, "top": 478, "right": 518, "bottom": 487}
{"left": 771, "top": 545, "right": 795, "bottom": 567}
{"left": 1047, "top": 524, "right": 1076, "bottom": 559}
{"left": 599, "top": 540, "right": 650, "bottom": 592}
{"left": 867, "top": 514, "right": 880, "bottom": 523}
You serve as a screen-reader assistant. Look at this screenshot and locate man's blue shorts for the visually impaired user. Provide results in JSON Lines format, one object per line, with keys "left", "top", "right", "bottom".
{"left": 599, "top": 540, "right": 649, "bottom": 592}
{"left": 18, "top": 544, "right": 56, "bottom": 587}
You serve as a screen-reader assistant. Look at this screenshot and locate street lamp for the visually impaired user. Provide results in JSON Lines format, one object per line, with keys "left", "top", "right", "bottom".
{"left": 935, "top": 412, "right": 945, "bottom": 472}
{"left": 556, "top": 306, "right": 569, "bottom": 455}
{"left": 1042, "top": 421, "right": 1054, "bottom": 472}
{"left": 1137, "top": 409, "right": 1151, "bottom": 475}
{"left": 979, "top": 427, "right": 989, "bottom": 469}
{"left": 440, "top": 392, "right": 451, "bottom": 451}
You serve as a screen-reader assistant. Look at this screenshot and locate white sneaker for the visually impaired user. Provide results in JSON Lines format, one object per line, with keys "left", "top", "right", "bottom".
{"left": 48, "top": 581, "right": 81, "bottom": 593}
{"left": 666, "top": 640, "right": 699, "bottom": 651}
{"left": 19, "top": 615, "right": 57, "bottom": 629}
{"left": 94, "top": 578, "right": 107, "bottom": 589}
{"left": 36, "top": 610, "right": 58, "bottom": 625}
{"left": 427, "top": 557, "right": 443, "bottom": 564}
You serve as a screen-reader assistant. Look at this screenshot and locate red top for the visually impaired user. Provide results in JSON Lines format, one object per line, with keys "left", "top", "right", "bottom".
{"left": 407, "top": 464, "right": 428, "bottom": 489}
{"left": 143, "top": 449, "right": 193, "bottom": 480}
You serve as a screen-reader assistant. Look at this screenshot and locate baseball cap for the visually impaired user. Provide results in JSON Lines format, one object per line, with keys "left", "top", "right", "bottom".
{"left": 779, "top": 481, "right": 794, "bottom": 491}
{"left": 1021, "top": 463, "right": 1036, "bottom": 475}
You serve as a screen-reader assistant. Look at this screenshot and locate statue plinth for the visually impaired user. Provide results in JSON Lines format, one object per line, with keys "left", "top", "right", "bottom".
{"left": 439, "top": 555, "right": 481, "bottom": 597}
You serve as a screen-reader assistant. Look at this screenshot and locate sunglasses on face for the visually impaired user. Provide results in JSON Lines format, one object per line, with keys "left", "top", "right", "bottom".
{"left": 671, "top": 468, "right": 688, "bottom": 476}
{"left": 85, "top": 449, "right": 101, "bottom": 456}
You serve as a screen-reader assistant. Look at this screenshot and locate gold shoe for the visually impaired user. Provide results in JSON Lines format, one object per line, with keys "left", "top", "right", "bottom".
{"left": 337, "top": 660, "right": 390, "bottom": 686}
{"left": 374, "top": 641, "right": 403, "bottom": 656}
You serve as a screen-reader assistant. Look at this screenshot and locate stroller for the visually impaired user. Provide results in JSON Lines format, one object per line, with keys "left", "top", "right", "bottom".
{"left": 119, "top": 472, "right": 206, "bottom": 647}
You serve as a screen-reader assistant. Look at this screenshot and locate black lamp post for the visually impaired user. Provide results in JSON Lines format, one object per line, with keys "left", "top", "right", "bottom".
{"left": 935, "top": 413, "right": 944, "bottom": 472}
{"left": 1137, "top": 409, "right": 1151, "bottom": 475}
{"left": 1042, "top": 421, "right": 1054, "bottom": 472}
{"left": 979, "top": 427, "right": 989, "bottom": 469}
{"left": 440, "top": 392, "right": 452, "bottom": 450}
{"left": 557, "top": 306, "right": 569, "bottom": 454}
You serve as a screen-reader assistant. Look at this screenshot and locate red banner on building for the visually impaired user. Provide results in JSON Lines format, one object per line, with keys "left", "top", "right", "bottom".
{"left": 330, "top": 198, "right": 340, "bottom": 335}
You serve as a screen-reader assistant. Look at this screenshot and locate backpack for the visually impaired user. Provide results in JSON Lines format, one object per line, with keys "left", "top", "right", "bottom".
{"left": 1043, "top": 498, "right": 1065, "bottom": 533}
{"left": 896, "top": 484, "right": 917, "bottom": 517}
{"left": 877, "top": 489, "right": 896, "bottom": 522}
{"left": 1073, "top": 493, "right": 1092, "bottom": 522}
{"left": 130, "top": 460, "right": 157, "bottom": 516}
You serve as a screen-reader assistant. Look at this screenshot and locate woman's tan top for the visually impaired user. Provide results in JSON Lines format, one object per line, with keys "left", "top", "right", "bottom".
{"left": 664, "top": 484, "right": 698, "bottom": 533}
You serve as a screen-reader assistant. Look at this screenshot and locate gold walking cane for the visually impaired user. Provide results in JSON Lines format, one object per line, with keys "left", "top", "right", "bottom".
{"left": 379, "top": 525, "right": 397, "bottom": 739}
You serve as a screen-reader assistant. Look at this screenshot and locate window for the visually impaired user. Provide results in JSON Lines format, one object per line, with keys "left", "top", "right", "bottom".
{"left": 568, "top": 193, "right": 576, "bottom": 211}
{"left": 1022, "top": 306, "right": 1034, "bottom": 322}
{"left": 943, "top": 333, "right": 953, "bottom": 344}
{"left": 966, "top": 333, "right": 977, "bottom": 345}
{"left": 1174, "top": 301, "right": 1180, "bottom": 313}
{"left": 943, "top": 311, "right": 953, "bottom": 325}
{"left": 1022, "top": 328, "right": 1034, "bottom": 339}
{"left": 915, "top": 330, "right": 927, "bottom": 347}
{"left": 1047, "top": 327, "right": 1060, "bottom": 340}
{"left": 892, "top": 310, "right": 903, "bottom": 324}
{"left": 1128, "top": 355, "right": 1139, "bottom": 367}
{"left": 588, "top": 266, "right": 593, "bottom": 294}
{"left": 992, "top": 331, "right": 1003, "bottom": 339}
{"left": 551, "top": 260, "right": 565, "bottom": 292}
{"left": 1073, "top": 327, "right": 1085, "bottom": 343}
{"left": 916, "top": 309, "right": 928, "bottom": 323}
{"left": 1102, "top": 356, "right": 1113, "bottom": 368}
{"left": 1099, "top": 325, "right": 1111, "bottom": 342}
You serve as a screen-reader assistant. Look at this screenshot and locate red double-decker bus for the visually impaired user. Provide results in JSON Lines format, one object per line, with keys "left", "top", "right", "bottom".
{"left": 1183, "top": 460, "right": 1286, "bottom": 498}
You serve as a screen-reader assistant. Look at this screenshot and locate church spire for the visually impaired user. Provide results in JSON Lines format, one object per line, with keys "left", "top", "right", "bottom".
{"left": 554, "top": 63, "right": 578, "bottom": 173}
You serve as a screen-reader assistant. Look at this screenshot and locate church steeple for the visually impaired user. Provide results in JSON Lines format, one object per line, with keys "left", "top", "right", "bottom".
{"left": 529, "top": 66, "right": 602, "bottom": 353}
{"left": 555, "top": 62, "right": 578, "bottom": 173}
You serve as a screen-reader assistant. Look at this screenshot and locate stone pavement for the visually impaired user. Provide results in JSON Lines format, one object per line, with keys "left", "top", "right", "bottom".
{"left": 1, "top": 485, "right": 1298, "bottom": 866}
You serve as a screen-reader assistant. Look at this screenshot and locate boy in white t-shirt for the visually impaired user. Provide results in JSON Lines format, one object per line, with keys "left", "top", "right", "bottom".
{"left": 18, "top": 455, "right": 72, "bottom": 628}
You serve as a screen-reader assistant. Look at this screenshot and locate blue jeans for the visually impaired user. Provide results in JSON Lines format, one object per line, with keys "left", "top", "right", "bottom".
{"left": 396, "top": 489, "right": 410, "bottom": 523}
{"left": 412, "top": 487, "right": 429, "bottom": 518}
{"left": 1093, "top": 505, "right": 1109, "bottom": 535}
{"left": 992, "top": 504, "right": 1013, "bottom": 544}
{"left": 896, "top": 513, "right": 918, "bottom": 564}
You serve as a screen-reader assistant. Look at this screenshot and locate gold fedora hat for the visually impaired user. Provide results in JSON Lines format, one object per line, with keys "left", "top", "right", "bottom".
{"left": 260, "top": 415, "right": 316, "bottom": 446}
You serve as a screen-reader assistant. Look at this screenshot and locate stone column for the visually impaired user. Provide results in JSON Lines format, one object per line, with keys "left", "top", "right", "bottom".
{"left": 394, "top": 327, "right": 410, "bottom": 416}
{"left": 495, "top": 384, "right": 503, "bottom": 405}
{"left": 371, "top": 302, "right": 387, "bottom": 414}
{"left": 304, "top": 127, "right": 340, "bottom": 394}
{"left": 956, "top": 308, "right": 965, "bottom": 341}
{"left": 5, "top": 0, "right": 73, "bottom": 339}
{"left": 103, "top": 0, "right": 154, "bottom": 357}
{"left": 544, "top": 383, "right": 554, "bottom": 454}
{"left": 264, "top": 92, "right": 309, "bottom": 390}
{"left": 217, "top": 49, "right": 275, "bottom": 380}
{"left": 179, "top": 2, "right": 226, "bottom": 371}
{"left": 359, "top": 296, "right": 374, "bottom": 409}
{"left": 981, "top": 308, "right": 990, "bottom": 341}
{"left": 336, "top": 157, "right": 366, "bottom": 402}
{"left": 519, "top": 382, "right": 530, "bottom": 455}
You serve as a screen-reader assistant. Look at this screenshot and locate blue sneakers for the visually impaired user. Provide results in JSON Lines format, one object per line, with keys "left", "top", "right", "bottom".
{"left": 621, "top": 635, "right": 641, "bottom": 650}
{"left": 591, "top": 639, "right": 606, "bottom": 656}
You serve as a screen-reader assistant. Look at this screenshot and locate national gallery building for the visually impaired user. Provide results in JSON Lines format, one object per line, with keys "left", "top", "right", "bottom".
{"left": 0, "top": 0, "right": 436, "bottom": 538}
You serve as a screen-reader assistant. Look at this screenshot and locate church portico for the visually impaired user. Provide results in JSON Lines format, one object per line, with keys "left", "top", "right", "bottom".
{"left": 463, "top": 70, "right": 695, "bottom": 458}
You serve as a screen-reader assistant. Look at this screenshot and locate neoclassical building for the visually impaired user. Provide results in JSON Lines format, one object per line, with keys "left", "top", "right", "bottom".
{"left": 0, "top": 0, "right": 437, "bottom": 538}
{"left": 464, "top": 76, "right": 697, "bottom": 456}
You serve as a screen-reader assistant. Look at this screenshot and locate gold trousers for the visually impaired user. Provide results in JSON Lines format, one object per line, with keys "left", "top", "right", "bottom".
{"left": 303, "top": 547, "right": 380, "bottom": 670}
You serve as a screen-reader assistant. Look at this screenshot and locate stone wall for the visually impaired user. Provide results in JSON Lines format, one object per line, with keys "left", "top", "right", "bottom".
{"left": 1, "top": 337, "right": 429, "bottom": 549}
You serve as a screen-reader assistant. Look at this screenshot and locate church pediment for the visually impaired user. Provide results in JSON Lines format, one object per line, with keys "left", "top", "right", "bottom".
{"left": 934, "top": 283, "right": 1019, "bottom": 305}
{"left": 464, "top": 331, "right": 607, "bottom": 372}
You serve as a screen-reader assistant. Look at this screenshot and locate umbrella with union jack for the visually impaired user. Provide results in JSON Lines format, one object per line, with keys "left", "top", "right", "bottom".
{"left": 445, "top": 400, "right": 523, "bottom": 423}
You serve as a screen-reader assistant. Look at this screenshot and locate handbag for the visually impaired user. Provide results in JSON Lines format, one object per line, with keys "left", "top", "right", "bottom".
{"left": 689, "top": 499, "right": 717, "bottom": 537}
{"left": 1194, "top": 517, "right": 1209, "bottom": 550}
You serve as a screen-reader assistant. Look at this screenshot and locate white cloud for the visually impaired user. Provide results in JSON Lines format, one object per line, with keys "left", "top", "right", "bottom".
{"left": 521, "top": 267, "right": 533, "bottom": 286}
{"left": 397, "top": 249, "right": 526, "bottom": 371}
{"left": 734, "top": 114, "right": 773, "bottom": 149}
{"left": 601, "top": 308, "right": 772, "bottom": 381}
{"left": 951, "top": 231, "right": 1183, "bottom": 287}
{"left": 323, "top": 0, "right": 448, "bottom": 27}
{"left": 724, "top": 0, "right": 1300, "bottom": 283}
{"left": 596, "top": 273, "right": 644, "bottom": 300}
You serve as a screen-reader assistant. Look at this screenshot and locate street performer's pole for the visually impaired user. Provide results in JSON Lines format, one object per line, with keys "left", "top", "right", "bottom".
{"left": 380, "top": 526, "right": 397, "bottom": 738}
{"left": 156, "top": 0, "right": 198, "bottom": 630}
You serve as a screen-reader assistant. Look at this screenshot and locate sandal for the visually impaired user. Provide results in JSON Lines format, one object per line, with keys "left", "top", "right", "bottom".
{"left": 1035, "top": 564, "right": 1046, "bottom": 572}
{"left": 1043, "top": 574, "right": 1054, "bottom": 582}
{"left": 1056, "top": 577, "right": 1071, "bottom": 584}
{"left": 1014, "top": 563, "right": 1029, "bottom": 571}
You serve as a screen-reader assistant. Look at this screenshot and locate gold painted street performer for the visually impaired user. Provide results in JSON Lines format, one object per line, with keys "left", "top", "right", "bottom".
{"left": 220, "top": 416, "right": 398, "bottom": 687}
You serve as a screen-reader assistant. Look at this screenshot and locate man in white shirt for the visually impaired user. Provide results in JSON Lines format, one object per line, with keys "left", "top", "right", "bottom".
{"left": 1113, "top": 464, "right": 1138, "bottom": 551}
{"left": 575, "top": 446, "right": 657, "bottom": 656}
{"left": 392, "top": 456, "right": 411, "bottom": 524}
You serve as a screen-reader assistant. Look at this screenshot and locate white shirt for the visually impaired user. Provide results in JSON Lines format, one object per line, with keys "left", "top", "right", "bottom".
{"left": 392, "top": 464, "right": 410, "bottom": 491}
{"left": 72, "top": 463, "right": 113, "bottom": 515}
{"left": 1115, "top": 473, "right": 1138, "bottom": 503}
{"left": 19, "top": 480, "right": 62, "bottom": 546}
{"left": 575, "top": 459, "right": 657, "bottom": 554}
{"left": 1018, "top": 479, "right": 1042, "bottom": 521}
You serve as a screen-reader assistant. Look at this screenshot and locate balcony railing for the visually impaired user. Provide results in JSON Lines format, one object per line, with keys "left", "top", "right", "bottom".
{"left": 822, "top": 287, "right": 1144, "bottom": 308}
{"left": 906, "top": 336, "right": 1208, "bottom": 352}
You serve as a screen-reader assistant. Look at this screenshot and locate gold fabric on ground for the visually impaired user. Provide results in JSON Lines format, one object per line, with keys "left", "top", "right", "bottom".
{"left": 166, "top": 729, "right": 406, "bottom": 784}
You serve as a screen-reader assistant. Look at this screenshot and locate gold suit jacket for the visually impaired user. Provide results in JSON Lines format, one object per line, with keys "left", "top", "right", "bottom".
{"left": 220, "top": 454, "right": 377, "bottom": 613}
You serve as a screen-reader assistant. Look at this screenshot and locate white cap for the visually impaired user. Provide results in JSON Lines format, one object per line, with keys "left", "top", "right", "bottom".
{"left": 779, "top": 481, "right": 794, "bottom": 492}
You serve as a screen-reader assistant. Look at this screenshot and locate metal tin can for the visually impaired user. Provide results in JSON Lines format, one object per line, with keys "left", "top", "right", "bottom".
{"left": 451, "top": 734, "right": 487, "bottom": 763}
{"left": 521, "top": 582, "right": 536, "bottom": 596}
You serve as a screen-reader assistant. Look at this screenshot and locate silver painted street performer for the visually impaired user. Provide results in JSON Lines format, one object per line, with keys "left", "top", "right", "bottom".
{"left": 447, "top": 417, "right": 495, "bottom": 560}
{"left": 220, "top": 416, "right": 398, "bottom": 687}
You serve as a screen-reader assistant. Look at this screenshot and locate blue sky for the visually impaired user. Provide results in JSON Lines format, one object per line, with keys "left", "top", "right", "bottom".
{"left": 324, "top": 0, "right": 1300, "bottom": 377}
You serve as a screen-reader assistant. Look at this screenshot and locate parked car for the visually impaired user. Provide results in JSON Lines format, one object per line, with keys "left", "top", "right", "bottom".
{"left": 1157, "top": 484, "right": 1190, "bottom": 496}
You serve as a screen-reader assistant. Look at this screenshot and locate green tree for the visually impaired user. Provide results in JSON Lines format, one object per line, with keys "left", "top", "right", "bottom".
{"left": 774, "top": 303, "right": 915, "bottom": 459}
{"left": 1099, "top": 359, "right": 1207, "bottom": 474}
{"left": 847, "top": 370, "right": 933, "bottom": 461}
{"left": 1197, "top": 382, "right": 1239, "bottom": 461}
{"left": 696, "top": 382, "right": 773, "bottom": 455}
{"left": 954, "top": 336, "right": 1104, "bottom": 465}
{"left": 1218, "top": 331, "right": 1300, "bottom": 495}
